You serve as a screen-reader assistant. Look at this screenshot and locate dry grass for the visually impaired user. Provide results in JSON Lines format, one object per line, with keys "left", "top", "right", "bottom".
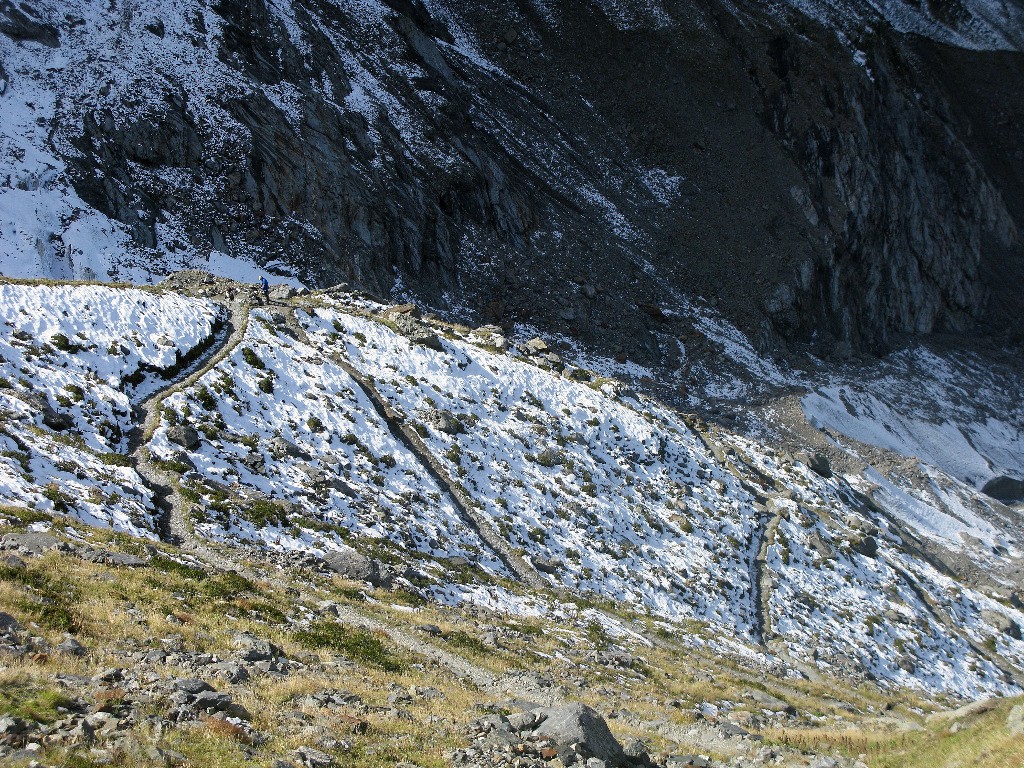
{"left": 1, "top": 515, "right": 1019, "bottom": 768}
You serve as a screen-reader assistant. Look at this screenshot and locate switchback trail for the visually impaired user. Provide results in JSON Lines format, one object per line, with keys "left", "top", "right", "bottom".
{"left": 122, "top": 292, "right": 557, "bottom": 704}
{"left": 282, "top": 307, "right": 550, "bottom": 591}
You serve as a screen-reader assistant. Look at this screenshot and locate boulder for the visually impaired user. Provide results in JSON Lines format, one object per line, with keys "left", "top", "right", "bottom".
{"left": 268, "top": 284, "right": 297, "bottom": 301}
{"left": 42, "top": 408, "right": 75, "bottom": 431}
{"left": 167, "top": 424, "right": 200, "bottom": 451}
{"left": 981, "top": 475, "right": 1024, "bottom": 502}
{"left": 232, "top": 632, "right": 285, "bottom": 661}
{"left": 852, "top": 535, "right": 878, "bottom": 558}
{"left": 385, "top": 303, "right": 421, "bottom": 318}
{"left": 795, "top": 450, "right": 832, "bottom": 478}
{"left": 1, "top": 532, "right": 67, "bottom": 555}
{"left": 0, "top": 612, "right": 22, "bottom": 633}
{"left": 531, "top": 703, "right": 624, "bottom": 764}
{"left": 172, "top": 678, "right": 215, "bottom": 696}
{"left": 321, "top": 548, "right": 390, "bottom": 587}
{"left": 520, "top": 337, "right": 550, "bottom": 355}
{"left": 55, "top": 636, "right": 87, "bottom": 656}
{"left": 533, "top": 556, "right": 560, "bottom": 575}
{"left": 424, "top": 409, "right": 463, "bottom": 435}
{"left": 269, "top": 437, "right": 310, "bottom": 460}
{"left": 980, "top": 609, "right": 1022, "bottom": 640}
{"left": 389, "top": 314, "right": 443, "bottom": 351}
{"left": 745, "top": 689, "right": 797, "bottom": 715}
{"left": 294, "top": 746, "right": 336, "bottom": 768}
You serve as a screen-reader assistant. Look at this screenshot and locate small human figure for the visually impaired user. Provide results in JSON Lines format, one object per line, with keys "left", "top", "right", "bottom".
{"left": 259, "top": 275, "right": 269, "bottom": 304}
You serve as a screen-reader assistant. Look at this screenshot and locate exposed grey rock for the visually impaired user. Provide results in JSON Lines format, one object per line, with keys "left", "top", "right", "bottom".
{"left": 0, "top": 532, "right": 67, "bottom": 555}
{"left": 852, "top": 535, "right": 878, "bottom": 558}
{"left": 665, "top": 756, "right": 710, "bottom": 768}
{"left": 0, "top": 2, "right": 60, "bottom": 47}
{"left": 232, "top": 632, "right": 285, "bottom": 661}
{"left": 41, "top": 408, "right": 75, "bottom": 431}
{"left": 0, "top": 716, "right": 27, "bottom": 735}
{"left": 980, "top": 609, "right": 1022, "bottom": 640}
{"left": 293, "top": 745, "right": 336, "bottom": 768}
{"left": 192, "top": 690, "right": 233, "bottom": 713}
{"left": 55, "top": 636, "right": 87, "bottom": 656}
{"left": 389, "top": 314, "right": 443, "bottom": 351}
{"left": 795, "top": 451, "right": 832, "bottom": 479}
{"left": 171, "top": 678, "right": 214, "bottom": 696}
{"left": 167, "top": 424, "right": 200, "bottom": 451}
{"left": 981, "top": 475, "right": 1024, "bottom": 501}
{"left": 520, "top": 338, "right": 550, "bottom": 356}
{"left": 424, "top": 409, "right": 464, "bottom": 435}
{"left": 320, "top": 547, "right": 390, "bottom": 588}
{"left": 0, "top": 612, "right": 21, "bottom": 633}
{"left": 533, "top": 556, "right": 560, "bottom": 575}
{"left": 745, "top": 689, "right": 796, "bottom": 716}
{"left": 531, "top": 703, "right": 624, "bottom": 763}
{"left": 269, "top": 437, "right": 311, "bottom": 460}
{"left": 269, "top": 284, "right": 297, "bottom": 301}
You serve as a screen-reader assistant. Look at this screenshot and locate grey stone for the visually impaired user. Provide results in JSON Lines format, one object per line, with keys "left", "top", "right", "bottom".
{"left": 853, "top": 535, "right": 878, "bottom": 558}
{"left": 232, "top": 632, "right": 284, "bottom": 661}
{"left": 533, "top": 556, "right": 560, "bottom": 575}
{"left": 172, "top": 678, "right": 214, "bottom": 696}
{"left": 0, "top": 716, "right": 27, "bottom": 735}
{"left": 0, "top": 612, "right": 21, "bottom": 633}
{"left": 321, "top": 548, "right": 390, "bottom": 587}
{"left": 210, "top": 661, "right": 250, "bottom": 683}
{"left": 746, "top": 689, "right": 796, "bottom": 715}
{"left": 269, "top": 437, "right": 310, "bottom": 460}
{"left": 193, "top": 690, "right": 233, "bottom": 713}
{"left": 531, "top": 703, "right": 624, "bottom": 763}
{"left": 167, "top": 424, "right": 200, "bottom": 451}
{"left": 293, "top": 745, "right": 336, "bottom": 767}
{"left": 56, "top": 637, "right": 86, "bottom": 656}
{"left": 980, "top": 609, "right": 1022, "bottom": 640}
{"left": 795, "top": 450, "right": 832, "bottom": 478}
{"left": 1, "top": 532, "right": 66, "bottom": 555}
{"left": 666, "top": 757, "right": 710, "bottom": 768}
{"left": 424, "top": 409, "right": 464, "bottom": 435}
{"left": 269, "top": 284, "right": 297, "bottom": 301}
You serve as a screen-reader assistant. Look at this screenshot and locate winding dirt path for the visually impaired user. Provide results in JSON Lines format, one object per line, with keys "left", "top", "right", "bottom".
{"left": 123, "top": 294, "right": 555, "bottom": 703}
{"left": 282, "top": 307, "right": 549, "bottom": 590}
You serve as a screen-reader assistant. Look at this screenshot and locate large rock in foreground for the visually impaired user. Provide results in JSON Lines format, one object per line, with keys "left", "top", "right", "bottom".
{"left": 531, "top": 703, "right": 625, "bottom": 764}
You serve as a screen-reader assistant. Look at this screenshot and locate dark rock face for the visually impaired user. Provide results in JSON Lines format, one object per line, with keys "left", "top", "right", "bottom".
{"left": 0, "top": 1, "right": 59, "bottom": 47}
{"left": 982, "top": 475, "right": 1024, "bottom": 501}
{"left": 16, "top": 0, "right": 1024, "bottom": 358}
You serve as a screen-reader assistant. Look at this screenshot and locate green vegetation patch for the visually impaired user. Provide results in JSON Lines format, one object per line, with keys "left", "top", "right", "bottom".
{"left": 0, "top": 563, "right": 79, "bottom": 632}
{"left": 0, "top": 676, "right": 75, "bottom": 723}
{"left": 293, "top": 620, "right": 405, "bottom": 672}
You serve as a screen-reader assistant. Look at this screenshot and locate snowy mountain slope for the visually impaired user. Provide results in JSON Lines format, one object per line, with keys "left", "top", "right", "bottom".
{"left": 0, "top": 283, "right": 221, "bottom": 535}
{"left": 778, "top": 0, "right": 1024, "bottom": 50}
{"left": 0, "top": 281, "right": 1022, "bottom": 699}
{"left": 146, "top": 306, "right": 511, "bottom": 580}
{"left": 802, "top": 346, "right": 1024, "bottom": 492}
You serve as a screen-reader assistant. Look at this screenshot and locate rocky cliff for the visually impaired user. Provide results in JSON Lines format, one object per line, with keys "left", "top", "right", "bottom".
{"left": 1, "top": 0, "right": 1023, "bottom": 361}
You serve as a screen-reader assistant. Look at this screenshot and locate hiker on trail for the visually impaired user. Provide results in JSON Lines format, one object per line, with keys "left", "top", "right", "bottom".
{"left": 259, "top": 275, "right": 269, "bottom": 304}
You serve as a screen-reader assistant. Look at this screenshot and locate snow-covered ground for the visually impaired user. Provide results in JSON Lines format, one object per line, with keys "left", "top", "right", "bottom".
{"left": 0, "top": 0, "right": 312, "bottom": 285}
{"left": 0, "top": 283, "right": 220, "bottom": 535}
{"left": 147, "top": 308, "right": 510, "bottom": 578}
{"left": 0, "top": 281, "right": 1020, "bottom": 698}
{"left": 802, "top": 346, "right": 1024, "bottom": 493}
